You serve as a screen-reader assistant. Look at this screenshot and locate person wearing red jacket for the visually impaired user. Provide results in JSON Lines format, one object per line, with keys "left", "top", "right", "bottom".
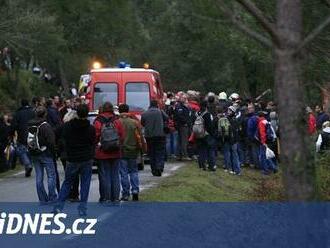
{"left": 257, "top": 111, "right": 277, "bottom": 175}
{"left": 306, "top": 106, "right": 316, "bottom": 135}
{"left": 94, "top": 102, "right": 125, "bottom": 203}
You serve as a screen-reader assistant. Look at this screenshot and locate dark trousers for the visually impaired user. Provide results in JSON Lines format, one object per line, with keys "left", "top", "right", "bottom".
{"left": 98, "top": 159, "right": 120, "bottom": 202}
{"left": 57, "top": 160, "right": 93, "bottom": 211}
{"left": 146, "top": 137, "right": 166, "bottom": 172}
{"left": 62, "top": 159, "right": 79, "bottom": 199}
{"left": 177, "top": 126, "right": 189, "bottom": 158}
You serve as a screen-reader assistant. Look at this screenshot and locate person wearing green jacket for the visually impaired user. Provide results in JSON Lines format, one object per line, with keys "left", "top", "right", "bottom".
{"left": 118, "top": 104, "right": 142, "bottom": 201}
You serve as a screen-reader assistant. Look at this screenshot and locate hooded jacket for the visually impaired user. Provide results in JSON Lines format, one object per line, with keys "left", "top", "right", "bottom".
{"left": 62, "top": 118, "right": 96, "bottom": 162}
{"left": 13, "top": 105, "right": 35, "bottom": 145}
{"left": 27, "top": 117, "right": 55, "bottom": 155}
{"left": 94, "top": 112, "right": 125, "bottom": 160}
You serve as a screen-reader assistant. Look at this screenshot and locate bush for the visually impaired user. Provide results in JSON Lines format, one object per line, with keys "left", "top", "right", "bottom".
{"left": 0, "top": 70, "right": 57, "bottom": 111}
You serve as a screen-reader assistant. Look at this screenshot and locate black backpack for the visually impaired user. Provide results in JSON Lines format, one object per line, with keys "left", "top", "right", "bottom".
{"left": 98, "top": 116, "right": 120, "bottom": 152}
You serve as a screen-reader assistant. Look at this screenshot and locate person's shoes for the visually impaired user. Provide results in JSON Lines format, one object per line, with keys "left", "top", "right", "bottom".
{"left": 208, "top": 167, "right": 216, "bottom": 172}
{"left": 273, "top": 168, "right": 278, "bottom": 174}
{"left": 229, "top": 170, "right": 235, "bottom": 175}
{"left": 53, "top": 207, "right": 61, "bottom": 215}
{"left": 25, "top": 168, "right": 32, "bottom": 177}
{"left": 68, "top": 197, "right": 80, "bottom": 203}
{"left": 121, "top": 196, "right": 129, "bottom": 201}
{"left": 78, "top": 209, "right": 87, "bottom": 217}
{"left": 132, "top": 194, "right": 139, "bottom": 201}
{"left": 156, "top": 169, "right": 162, "bottom": 177}
{"left": 182, "top": 157, "right": 192, "bottom": 161}
{"left": 234, "top": 172, "right": 242, "bottom": 176}
{"left": 151, "top": 170, "right": 158, "bottom": 176}
{"left": 224, "top": 169, "right": 229, "bottom": 173}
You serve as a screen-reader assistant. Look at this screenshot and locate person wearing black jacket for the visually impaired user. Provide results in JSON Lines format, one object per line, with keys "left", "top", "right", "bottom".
{"left": 227, "top": 106, "right": 241, "bottom": 175}
{"left": 28, "top": 106, "right": 57, "bottom": 203}
{"left": 12, "top": 99, "right": 35, "bottom": 177}
{"left": 195, "top": 101, "right": 217, "bottom": 171}
{"left": 55, "top": 104, "right": 96, "bottom": 216}
{"left": 174, "top": 95, "right": 191, "bottom": 161}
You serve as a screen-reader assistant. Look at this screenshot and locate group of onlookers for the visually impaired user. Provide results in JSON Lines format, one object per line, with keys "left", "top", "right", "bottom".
{"left": 163, "top": 91, "right": 279, "bottom": 175}
{"left": 0, "top": 90, "right": 330, "bottom": 215}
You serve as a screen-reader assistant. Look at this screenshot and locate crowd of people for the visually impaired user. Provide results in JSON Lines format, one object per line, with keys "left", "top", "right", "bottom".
{"left": 0, "top": 90, "right": 329, "bottom": 215}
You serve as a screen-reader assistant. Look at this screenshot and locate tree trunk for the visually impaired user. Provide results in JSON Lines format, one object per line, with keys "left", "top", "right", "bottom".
{"left": 57, "top": 60, "right": 70, "bottom": 96}
{"left": 275, "top": 0, "right": 316, "bottom": 200}
{"left": 321, "top": 83, "right": 330, "bottom": 113}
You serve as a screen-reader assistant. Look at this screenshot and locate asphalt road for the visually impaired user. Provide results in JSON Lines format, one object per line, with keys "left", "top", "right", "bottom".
{"left": 0, "top": 161, "right": 185, "bottom": 202}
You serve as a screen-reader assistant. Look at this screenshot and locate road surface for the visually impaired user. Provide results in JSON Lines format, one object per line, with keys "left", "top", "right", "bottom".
{"left": 0, "top": 161, "right": 186, "bottom": 202}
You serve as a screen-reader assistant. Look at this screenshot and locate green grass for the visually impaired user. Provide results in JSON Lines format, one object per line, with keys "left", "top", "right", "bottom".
{"left": 141, "top": 163, "right": 283, "bottom": 202}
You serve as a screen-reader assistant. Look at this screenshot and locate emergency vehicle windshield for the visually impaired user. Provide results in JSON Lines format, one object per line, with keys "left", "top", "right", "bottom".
{"left": 125, "top": 82, "right": 150, "bottom": 112}
{"left": 93, "top": 82, "right": 118, "bottom": 110}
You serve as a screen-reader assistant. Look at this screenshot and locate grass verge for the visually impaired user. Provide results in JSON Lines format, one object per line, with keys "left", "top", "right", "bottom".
{"left": 141, "top": 162, "right": 282, "bottom": 202}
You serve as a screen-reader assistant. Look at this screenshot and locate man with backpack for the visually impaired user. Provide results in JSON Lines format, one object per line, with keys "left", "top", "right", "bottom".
{"left": 12, "top": 99, "right": 35, "bottom": 177}
{"left": 218, "top": 106, "right": 241, "bottom": 175}
{"left": 55, "top": 104, "right": 95, "bottom": 216}
{"left": 118, "top": 104, "right": 142, "bottom": 201}
{"left": 257, "top": 111, "right": 277, "bottom": 175}
{"left": 94, "top": 102, "right": 124, "bottom": 203}
{"left": 193, "top": 101, "right": 217, "bottom": 171}
{"left": 141, "top": 100, "right": 168, "bottom": 176}
{"left": 27, "top": 106, "right": 57, "bottom": 203}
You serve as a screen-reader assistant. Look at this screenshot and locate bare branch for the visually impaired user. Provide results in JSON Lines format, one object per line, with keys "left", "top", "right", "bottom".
{"left": 295, "top": 15, "right": 330, "bottom": 54}
{"left": 234, "top": 0, "right": 280, "bottom": 46}
{"left": 216, "top": 1, "right": 273, "bottom": 47}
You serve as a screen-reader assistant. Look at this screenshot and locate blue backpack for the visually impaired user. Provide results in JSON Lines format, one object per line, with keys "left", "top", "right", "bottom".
{"left": 255, "top": 121, "right": 276, "bottom": 143}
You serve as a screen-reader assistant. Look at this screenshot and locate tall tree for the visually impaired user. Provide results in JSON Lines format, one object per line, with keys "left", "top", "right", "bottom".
{"left": 212, "top": 0, "right": 330, "bottom": 200}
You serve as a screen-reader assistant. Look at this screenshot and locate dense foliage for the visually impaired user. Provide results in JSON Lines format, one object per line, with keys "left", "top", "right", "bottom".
{"left": 0, "top": 0, "right": 329, "bottom": 109}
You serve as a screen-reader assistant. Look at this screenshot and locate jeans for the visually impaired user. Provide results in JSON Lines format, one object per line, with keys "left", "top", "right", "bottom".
{"left": 177, "top": 126, "right": 189, "bottom": 158}
{"left": 16, "top": 143, "right": 32, "bottom": 170}
{"left": 120, "top": 159, "right": 140, "bottom": 197}
{"left": 197, "top": 139, "right": 216, "bottom": 169}
{"left": 222, "top": 142, "right": 241, "bottom": 174}
{"left": 166, "top": 131, "right": 178, "bottom": 157}
{"left": 238, "top": 141, "right": 247, "bottom": 165}
{"left": 247, "top": 140, "right": 260, "bottom": 168}
{"left": 223, "top": 142, "right": 232, "bottom": 170}
{"left": 32, "top": 153, "right": 57, "bottom": 203}
{"left": 62, "top": 159, "right": 79, "bottom": 199}
{"left": 98, "top": 159, "right": 120, "bottom": 201}
{"left": 146, "top": 137, "right": 166, "bottom": 172}
{"left": 57, "top": 160, "right": 92, "bottom": 211}
{"left": 259, "top": 145, "right": 277, "bottom": 174}
{"left": 231, "top": 143, "right": 241, "bottom": 174}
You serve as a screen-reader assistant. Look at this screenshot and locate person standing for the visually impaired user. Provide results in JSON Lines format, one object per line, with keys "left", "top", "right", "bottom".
{"left": 94, "top": 102, "right": 124, "bottom": 203}
{"left": 141, "top": 100, "right": 168, "bottom": 176}
{"left": 27, "top": 106, "right": 57, "bottom": 204}
{"left": 118, "top": 104, "right": 142, "bottom": 201}
{"left": 193, "top": 101, "right": 217, "bottom": 171}
{"left": 315, "top": 105, "right": 330, "bottom": 131}
{"left": 12, "top": 99, "right": 35, "bottom": 177}
{"left": 174, "top": 94, "right": 191, "bottom": 161}
{"left": 257, "top": 111, "right": 277, "bottom": 175}
{"left": 55, "top": 104, "right": 96, "bottom": 216}
{"left": 306, "top": 106, "right": 316, "bottom": 135}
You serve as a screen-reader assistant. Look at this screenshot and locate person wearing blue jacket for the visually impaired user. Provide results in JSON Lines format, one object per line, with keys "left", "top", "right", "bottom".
{"left": 246, "top": 104, "right": 260, "bottom": 169}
